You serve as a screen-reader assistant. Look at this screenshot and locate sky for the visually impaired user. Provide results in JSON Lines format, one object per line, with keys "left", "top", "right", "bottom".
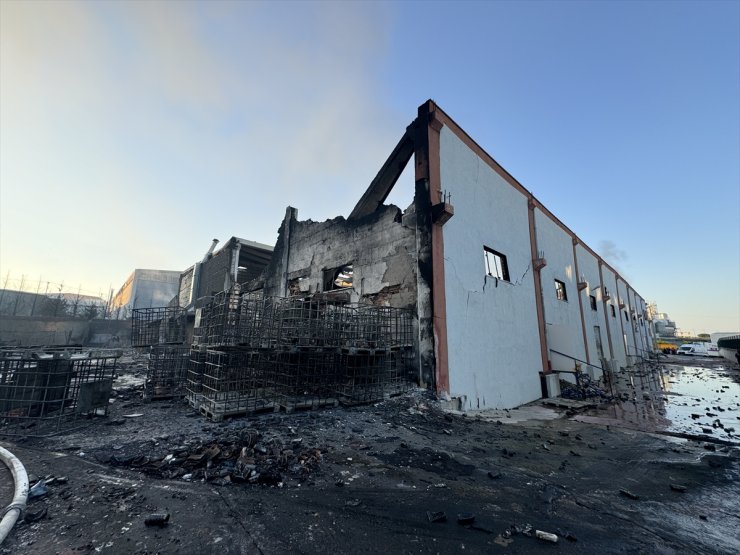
{"left": 1, "top": 0, "right": 738, "bottom": 334}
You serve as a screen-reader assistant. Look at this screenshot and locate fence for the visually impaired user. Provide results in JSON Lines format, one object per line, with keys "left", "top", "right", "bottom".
{"left": 0, "top": 349, "right": 119, "bottom": 436}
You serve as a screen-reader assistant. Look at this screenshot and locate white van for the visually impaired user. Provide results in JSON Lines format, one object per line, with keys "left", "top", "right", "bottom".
{"left": 676, "top": 343, "right": 721, "bottom": 357}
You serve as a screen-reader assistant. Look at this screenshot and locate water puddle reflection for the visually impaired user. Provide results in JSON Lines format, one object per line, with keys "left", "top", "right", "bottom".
{"left": 574, "top": 361, "right": 740, "bottom": 441}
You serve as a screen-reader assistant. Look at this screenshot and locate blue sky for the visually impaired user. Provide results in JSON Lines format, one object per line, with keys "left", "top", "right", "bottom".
{"left": 1, "top": 0, "right": 738, "bottom": 333}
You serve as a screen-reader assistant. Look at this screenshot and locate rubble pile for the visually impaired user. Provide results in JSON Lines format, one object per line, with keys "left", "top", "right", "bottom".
{"left": 559, "top": 373, "right": 612, "bottom": 401}
{"left": 107, "top": 428, "right": 326, "bottom": 487}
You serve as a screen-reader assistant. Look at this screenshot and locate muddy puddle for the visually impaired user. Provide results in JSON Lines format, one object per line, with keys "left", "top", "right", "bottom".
{"left": 575, "top": 361, "right": 740, "bottom": 442}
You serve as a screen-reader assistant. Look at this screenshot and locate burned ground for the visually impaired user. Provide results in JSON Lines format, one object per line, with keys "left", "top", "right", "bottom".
{"left": 1, "top": 357, "right": 740, "bottom": 554}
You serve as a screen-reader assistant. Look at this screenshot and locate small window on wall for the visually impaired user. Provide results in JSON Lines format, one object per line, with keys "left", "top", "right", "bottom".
{"left": 589, "top": 295, "right": 597, "bottom": 311}
{"left": 555, "top": 279, "right": 568, "bottom": 301}
{"left": 610, "top": 305, "right": 616, "bottom": 318}
{"left": 624, "top": 311, "right": 629, "bottom": 322}
{"left": 484, "top": 247, "right": 510, "bottom": 281}
{"left": 323, "top": 264, "right": 353, "bottom": 291}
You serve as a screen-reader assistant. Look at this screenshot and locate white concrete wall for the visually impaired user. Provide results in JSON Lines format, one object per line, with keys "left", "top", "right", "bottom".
{"left": 629, "top": 290, "right": 647, "bottom": 354}
{"left": 640, "top": 297, "right": 655, "bottom": 352}
{"left": 600, "top": 266, "right": 627, "bottom": 369}
{"left": 575, "top": 245, "right": 610, "bottom": 369}
{"left": 640, "top": 296, "right": 653, "bottom": 352}
{"left": 534, "top": 209, "right": 587, "bottom": 372}
{"left": 439, "top": 126, "right": 542, "bottom": 410}
{"left": 616, "top": 279, "right": 636, "bottom": 360}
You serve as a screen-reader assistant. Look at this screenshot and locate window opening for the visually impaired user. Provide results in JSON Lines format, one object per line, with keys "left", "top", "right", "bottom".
{"left": 610, "top": 305, "right": 616, "bottom": 318}
{"left": 555, "top": 279, "right": 568, "bottom": 301}
{"left": 483, "top": 247, "right": 510, "bottom": 281}
{"left": 323, "top": 264, "right": 353, "bottom": 291}
{"left": 589, "top": 295, "right": 597, "bottom": 311}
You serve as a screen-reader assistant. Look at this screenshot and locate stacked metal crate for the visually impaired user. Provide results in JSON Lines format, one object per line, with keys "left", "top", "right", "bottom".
{"left": 131, "top": 307, "right": 189, "bottom": 400}
{"left": 185, "top": 289, "right": 415, "bottom": 419}
{"left": 335, "top": 305, "right": 414, "bottom": 404}
{"left": 270, "top": 298, "right": 414, "bottom": 410}
{"left": 187, "top": 289, "right": 277, "bottom": 419}
{"left": 0, "top": 349, "right": 119, "bottom": 437}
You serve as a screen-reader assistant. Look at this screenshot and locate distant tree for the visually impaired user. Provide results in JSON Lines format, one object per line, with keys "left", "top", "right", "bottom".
{"left": 698, "top": 333, "right": 710, "bottom": 339}
{"left": 83, "top": 304, "right": 100, "bottom": 320}
{"left": 38, "top": 296, "right": 68, "bottom": 317}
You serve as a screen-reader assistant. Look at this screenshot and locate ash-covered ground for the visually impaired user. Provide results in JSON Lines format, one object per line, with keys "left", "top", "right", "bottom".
{"left": 1, "top": 354, "right": 739, "bottom": 554}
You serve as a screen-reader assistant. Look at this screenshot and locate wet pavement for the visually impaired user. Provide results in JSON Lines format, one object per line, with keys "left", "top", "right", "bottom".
{"left": 575, "top": 357, "right": 740, "bottom": 444}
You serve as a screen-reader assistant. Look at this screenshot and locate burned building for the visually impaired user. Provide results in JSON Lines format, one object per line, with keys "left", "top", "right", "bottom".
{"left": 178, "top": 237, "right": 274, "bottom": 309}
{"left": 251, "top": 100, "right": 655, "bottom": 410}
{"left": 132, "top": 100, "right": 654, "bottom": 415}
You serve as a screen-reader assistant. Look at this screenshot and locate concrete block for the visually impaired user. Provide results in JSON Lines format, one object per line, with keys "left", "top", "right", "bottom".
{"left": 543, "top": 373, "right": 561, "bottom": 398}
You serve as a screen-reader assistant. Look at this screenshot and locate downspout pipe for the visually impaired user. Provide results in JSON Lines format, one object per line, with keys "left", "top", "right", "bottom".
{"left": 0, "top": 444, "right": 29, "bottom": 545}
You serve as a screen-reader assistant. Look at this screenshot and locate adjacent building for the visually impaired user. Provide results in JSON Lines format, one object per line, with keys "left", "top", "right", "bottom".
{"left": 110, "top": 269, "right": 181, "bottom": 319}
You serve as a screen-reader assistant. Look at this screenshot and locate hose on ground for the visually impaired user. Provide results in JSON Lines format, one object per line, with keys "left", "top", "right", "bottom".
{"left": 0, "top": 444, "right": 29, "bottom": 545}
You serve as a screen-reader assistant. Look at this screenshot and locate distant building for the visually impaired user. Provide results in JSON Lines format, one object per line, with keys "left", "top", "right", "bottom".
{"left": 110, "top": 269, "right": 181, "bottom": 319}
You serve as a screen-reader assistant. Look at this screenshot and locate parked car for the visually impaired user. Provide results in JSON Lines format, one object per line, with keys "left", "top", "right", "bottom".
{"left": 676, "top": 344, "right": 695, "bottom": 355}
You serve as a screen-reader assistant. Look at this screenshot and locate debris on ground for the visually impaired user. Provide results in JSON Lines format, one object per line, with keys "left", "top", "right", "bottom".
{"left": 560, "top": 373, "right": 613, "bottom": 401}
{"left": 143, "top": 513, "right": 170, "bottom": 527}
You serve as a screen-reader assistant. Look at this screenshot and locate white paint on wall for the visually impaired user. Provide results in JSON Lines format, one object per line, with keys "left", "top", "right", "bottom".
{"left": 439, "top": 126, "right": 542, "bottom": 410}
{"left": 575, "top": 244, "right": 611, "bottom": 370}
{"left": 600, "top": 265, "right": 626, "bottom": 369}
{"left": 616, "top": 279, "right": 636, "bottom": 361}
{"left": 534, "top": 209, "right": 586, "bottom": 371}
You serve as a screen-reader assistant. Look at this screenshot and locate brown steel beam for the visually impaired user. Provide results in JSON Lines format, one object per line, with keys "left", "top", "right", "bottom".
{"left": 349, "top": 129, "right": 415, "bottom": 220}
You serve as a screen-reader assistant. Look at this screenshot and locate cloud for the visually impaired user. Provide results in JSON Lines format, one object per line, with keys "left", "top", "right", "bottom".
{"left": 0, "top": 1, "right": 402, "bottom": 292}
{"left": 598, "top": 240, "right": 628, "bottom": 263}
{"left": 597, "top": 239, "right": 630, "bottom": 280}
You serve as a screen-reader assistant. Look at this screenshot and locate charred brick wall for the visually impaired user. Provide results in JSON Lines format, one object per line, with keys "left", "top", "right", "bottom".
{"left": 264, "top": 204, "right": 418, "bottom": 310}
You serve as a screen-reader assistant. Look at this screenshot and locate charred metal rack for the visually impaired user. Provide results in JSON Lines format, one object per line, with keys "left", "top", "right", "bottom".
{"left": 144, "top": 344, "right": 190, "bottom": 400}
{"left": 271, "top": 348, "right": 340, "bottom": 412}
{"left": 269, "top": 298, "right": 413, "bottom": 408}
{"left": 193, "top": 291, "right": 277, "bottom": 348}
{"left": 185, "top": 348, "right": 208, "bottom": 408}
{"left": 132, "top": 307, "right": 189, "bottom": 400}
{"left": 131, "top": 306, "right": 187, "bottom": 348}
{"left": 0, "top": 349, "right": 119, "bottom": 437}
{"left": 336, "top": 348, "right": 412, "bottom": 405}
{"left": 197, "top": 348, "right": 274, "bottom": 420}
{"left": 185, "top": 290, "right": 414, "bottom": 419}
